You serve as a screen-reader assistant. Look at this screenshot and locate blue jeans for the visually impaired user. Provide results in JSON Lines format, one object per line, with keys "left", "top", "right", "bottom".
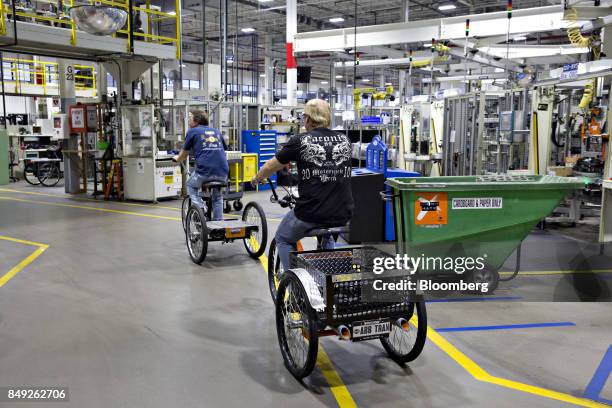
{"left": 187, "top": 172, "right": 224, "bottom": 221}
{"left": 276, "top": 209, "right": 335, "bottom": 270}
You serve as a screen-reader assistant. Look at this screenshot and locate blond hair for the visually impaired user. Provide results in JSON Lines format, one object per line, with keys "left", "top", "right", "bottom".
{"left": 304, "top": 99, "right": 331, "bottom": 128}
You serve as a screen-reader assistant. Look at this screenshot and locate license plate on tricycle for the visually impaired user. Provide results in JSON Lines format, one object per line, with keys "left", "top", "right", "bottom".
{"left": 352, "top": 319, "right": 391, "bottom": 341}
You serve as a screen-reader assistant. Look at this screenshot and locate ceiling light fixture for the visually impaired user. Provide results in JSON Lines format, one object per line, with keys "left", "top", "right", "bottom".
{"left": 362, "top": 78, "right": 370, "bottom": 82}
{"left": 329, "top": 17, "right": 344, "bottom": 23}
{"left": 258, "top": 0, "right": 273, "bottom": 2}
{"left": 241, "top": 27, "right": 256, "bottom": 33}
{"left": 168, "top": 11, "right": 176, "bottom": 15}
{"left": 513, "top": 36, "right": 527, "bottom": 41}
{"left": 438, "top": 4, "right": 456, "bottom": 10}
{"left": 321, "top": 81, "right": 328, "bottom": 84}
{"left": 335, "top": 75, "right": 343, "bottom": 79}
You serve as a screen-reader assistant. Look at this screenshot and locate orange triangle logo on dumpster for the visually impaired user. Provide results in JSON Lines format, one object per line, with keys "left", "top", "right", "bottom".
{"left": 414, "top": 192, "right": 448, "bottom": 225}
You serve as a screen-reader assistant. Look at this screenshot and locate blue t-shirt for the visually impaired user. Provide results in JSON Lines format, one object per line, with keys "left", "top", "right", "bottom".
{"left": 183, "top": 126, "right": 229, "bottom": 181}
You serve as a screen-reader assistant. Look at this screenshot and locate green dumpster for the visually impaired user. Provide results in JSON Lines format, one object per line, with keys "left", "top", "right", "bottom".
{"left": 385, "top": 175, "right": 586, "bottom": 277}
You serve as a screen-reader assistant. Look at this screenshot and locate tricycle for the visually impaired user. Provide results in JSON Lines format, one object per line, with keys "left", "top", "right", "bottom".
{"left": 182, "top": 180, "right": 267, "bottom": 264}
{"left": 267, "top": 180, "right": 427, "bottom": 379}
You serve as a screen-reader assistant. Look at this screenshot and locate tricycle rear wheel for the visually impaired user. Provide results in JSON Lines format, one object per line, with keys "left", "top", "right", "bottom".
{"left": 186, "top": 205, "right": 208, "bottom": 264}
{"left": 276, "top": 271, "right": 318, "bottom": 379}
{"left": 380, "top": 301, "right": 427, "bottom": 364}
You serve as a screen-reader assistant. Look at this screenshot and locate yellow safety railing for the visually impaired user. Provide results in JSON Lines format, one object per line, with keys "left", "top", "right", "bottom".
{"left": 0, "top": 0, "right": 180, "bottom": 58}
{"left": 1, "top": 58, "right": 96, "bottom": 96}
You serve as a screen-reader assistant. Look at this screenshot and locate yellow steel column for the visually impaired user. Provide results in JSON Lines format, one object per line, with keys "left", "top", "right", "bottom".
{"left": 145, "top": 0, "right": 151, "bottom": 42}
{"left": 70, "top": 0, "right": 76, "bottom": 45}
{"left": 126, "top": 1, "right": 132, "bottom": 52}
{"left": 0, "top": 3, "right": 6, "bottom": 36}
{"left": 175, "top": 0, "right": 181, "bottom": 59}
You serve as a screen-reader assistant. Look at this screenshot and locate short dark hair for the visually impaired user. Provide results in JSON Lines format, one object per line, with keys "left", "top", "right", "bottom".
{"left": 190, "top": 110, "right": 209, "bottom": 126}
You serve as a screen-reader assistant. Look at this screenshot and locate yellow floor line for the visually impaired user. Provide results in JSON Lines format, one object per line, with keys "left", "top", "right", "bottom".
{"left": 316, "top": 348, "right": 358, "bottom": 408}
{"left": 0, "top": 187, "right": 181, "bottom": 211}
{"left": 0, "top": 188, "right": 276, "bottom": 221}
{"left": 0, "top": 236, "right": 48, "bottom": 288}
{"left": 500, "top": 269, "right": 612, "bottom": 276}
{"left": 257, "top": 253, "right": 357, "bottom": 408}
{"left": 426, "top": 326, "right": 609, "bottom": 408}
{"left": 0, "top": 196, "right": 181, "bottom": 221}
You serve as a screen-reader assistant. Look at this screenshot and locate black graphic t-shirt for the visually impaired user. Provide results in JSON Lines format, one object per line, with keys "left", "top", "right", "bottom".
{"left": 276, "top": 127, "right": 354, "bottom": 225}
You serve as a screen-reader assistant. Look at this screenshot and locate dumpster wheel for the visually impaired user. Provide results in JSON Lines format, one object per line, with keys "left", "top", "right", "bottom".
{"left": 468, "top": 269, "right": 499, "bottom": 294}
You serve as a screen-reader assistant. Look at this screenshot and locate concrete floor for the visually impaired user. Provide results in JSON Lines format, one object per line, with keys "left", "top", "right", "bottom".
{"left": 0, "top": 181, "right": 611, "bottom": 408}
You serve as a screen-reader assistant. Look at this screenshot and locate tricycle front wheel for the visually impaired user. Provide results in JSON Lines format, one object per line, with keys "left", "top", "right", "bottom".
{"left": 276, "top": 271, "right": 318, "bottom": 379}
{"left": 267, "top": 238, "right": 284, "bottom": 304}
{"left": 381, "top": 301, "right": 427, "bottom": 364}
{"left": 181, "top": 197, "right": 191, "bottom": 232}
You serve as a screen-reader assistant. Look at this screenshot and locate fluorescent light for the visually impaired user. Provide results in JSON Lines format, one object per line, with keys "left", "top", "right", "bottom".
{"left": 329, "top": 17, "right": 344, "bottom": 23}
{"left": 347, "top": 84, "right": 353, "bottom": 87}
{"left": 167, "top": 11, "right": 176, "bottom": 15}
{"left": 385, "top": 82, "right": 392, "bottom": 86}
{"left": 423, "top": 43, "right": 432, "bottom": 47}
{"left": 241, "top": 27, "right": 256, "bottom": 33}
{"left": 260, "top": 74, "right": 266, "bottom": 77}
{"left": 259, "top": 0, "right": 273, "bottom": 2}
{"left": 321, "top": 81, "right": 328, "bottom": 84}
{"left": 438, "top": 4, "right": 456, "bottom": 10}
{"left": 513, "top": 36, "right": 527, "bottom": 41}
{"left": 335, "top": 75, "right": 343, "bottom": 79}
{"left": 180, "top": 64, "right": 187, "bottom": 67}
{"left": 362, "top": 78, "right": 370, "bottom": 82}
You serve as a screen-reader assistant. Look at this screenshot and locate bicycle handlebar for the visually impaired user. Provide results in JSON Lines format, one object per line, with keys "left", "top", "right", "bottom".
{"left": 267, "top": 178, "right": 296, "bottom": 209}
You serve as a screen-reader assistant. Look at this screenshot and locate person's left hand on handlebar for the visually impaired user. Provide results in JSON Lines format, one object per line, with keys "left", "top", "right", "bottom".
{"left": 251, "top": 175, "right": 264, "bottom": 188}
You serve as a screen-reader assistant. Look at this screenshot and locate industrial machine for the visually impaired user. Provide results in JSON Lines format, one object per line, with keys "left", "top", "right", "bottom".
{"left": 443, "top": 90, "right": 529, "bottom": 176}
{"left": 121, "top": 104, "right": 181, "bottom": 202}
{"left": 398, "top": 100, "right": 444, "bottom": 176}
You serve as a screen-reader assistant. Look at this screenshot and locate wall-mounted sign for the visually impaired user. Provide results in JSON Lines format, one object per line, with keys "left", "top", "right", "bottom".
{"left": 68, "top": 105, "right": 86, "bottom": 132}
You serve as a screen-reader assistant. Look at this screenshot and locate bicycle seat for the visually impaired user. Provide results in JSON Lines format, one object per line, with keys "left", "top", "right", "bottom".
{"left": 304, "top": 223, "right": 350, "bottom": 237}
{"left": 201, "top": 181, "right": 226, "bottom": 189}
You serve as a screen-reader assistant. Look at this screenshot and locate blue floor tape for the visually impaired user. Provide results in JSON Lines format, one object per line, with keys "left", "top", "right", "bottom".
{"left": 435, "top": 322, "right": 576, "bottom": 333}
{"left": 584, "top": 345, "right": 612, "bottom": 404}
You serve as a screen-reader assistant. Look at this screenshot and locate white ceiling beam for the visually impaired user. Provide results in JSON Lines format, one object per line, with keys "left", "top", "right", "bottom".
{"left": 477, "top": 44, "right": 589, "bottom": 59}
{"left": 294, "top": 5, "right": 570, "bottom": 53}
